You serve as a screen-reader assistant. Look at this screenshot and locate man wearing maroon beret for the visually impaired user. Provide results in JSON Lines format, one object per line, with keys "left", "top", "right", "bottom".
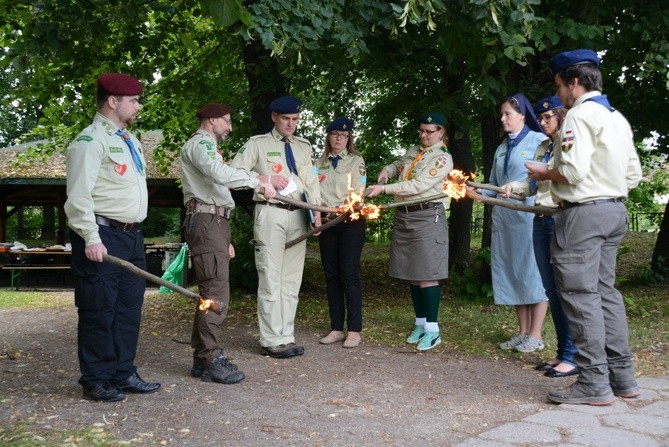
{"left": 65, "top": 73, "right": 160, "bottom": 402}
{"left": 180, "top": 103, "right": 276, "bottom": 384}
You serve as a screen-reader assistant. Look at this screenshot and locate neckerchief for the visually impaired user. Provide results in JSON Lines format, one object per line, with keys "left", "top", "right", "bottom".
{"left": 404, "top": 148, "right": 426, "bottom": 181}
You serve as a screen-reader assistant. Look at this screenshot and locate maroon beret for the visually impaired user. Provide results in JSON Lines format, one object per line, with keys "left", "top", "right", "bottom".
{"left": 97, "top": 73, "right": 143, "bottom": 96}
{"left": 196, "top": 103, "right": 234, "bottom": 119}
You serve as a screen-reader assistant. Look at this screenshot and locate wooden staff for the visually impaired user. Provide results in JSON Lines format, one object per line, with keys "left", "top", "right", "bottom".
{"left": 102, "top": 253, "right": 225, "bottom": 314}
{"left": 466, "top": 190, "right": 556, "bottom": 215}
{"left": 378, "top": 193, "right": 450, "bottom": 210}
{"left": 272, "top": 193, "right": 342, "bottom": 214}
{"left": 466, "top": 181, "right": 526, "bottom": 201}
{"left": 285, "top": 213, "right": 348, "bottom": 248}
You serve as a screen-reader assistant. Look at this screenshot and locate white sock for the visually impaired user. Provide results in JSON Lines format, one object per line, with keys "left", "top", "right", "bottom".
{"left": 415, "top": 317, "right": 426, "bottom": 327}
{"left": 424, "top": 322, "right": 439, "bottom": 333}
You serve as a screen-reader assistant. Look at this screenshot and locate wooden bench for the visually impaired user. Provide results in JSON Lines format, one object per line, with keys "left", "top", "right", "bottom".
{"left": 1, "top": 264, "right": 71, "bottom": 290}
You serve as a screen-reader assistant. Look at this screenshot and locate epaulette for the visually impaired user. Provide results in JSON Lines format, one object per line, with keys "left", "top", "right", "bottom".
{"left": 293, "top": 135, "right": 312, "bottom": 145}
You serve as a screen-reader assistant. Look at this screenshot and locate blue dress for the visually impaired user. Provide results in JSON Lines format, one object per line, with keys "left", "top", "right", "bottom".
{"left": 485, "top": 128, "right": 547, "bottom": 305}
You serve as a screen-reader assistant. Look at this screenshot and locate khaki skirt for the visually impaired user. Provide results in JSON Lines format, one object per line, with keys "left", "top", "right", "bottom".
{"left": 388, "top": 205, "right": 449, "bottom": 281}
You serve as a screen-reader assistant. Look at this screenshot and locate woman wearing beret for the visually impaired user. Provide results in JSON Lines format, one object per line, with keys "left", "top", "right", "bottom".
{"left": 368, "top": 113, "right": 453, "bottom": 351}
{"left": 316, "top": 118, "right": 367, "bottom": 348}
{"left": 502, "top": 96, "right": 578, "bottom": 376}
{"left": 480, "top": 93, "right": 549, "bottom": 353}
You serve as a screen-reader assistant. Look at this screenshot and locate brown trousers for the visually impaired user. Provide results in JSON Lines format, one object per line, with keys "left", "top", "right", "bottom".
{"left": 184, "top": 213, "right": 231, "bottom": 364}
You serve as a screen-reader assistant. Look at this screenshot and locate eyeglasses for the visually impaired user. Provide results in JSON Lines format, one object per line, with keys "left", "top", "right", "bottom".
{"left": 539, "top": 113, "right": 555, "bottom": 123}
{"left": 221, "top": 117, "right": 232, "bottom": 124}
{"left": 418, "top": 128, "right": 440, "bottom": 136}
{"left": 330, "top": 131, "right": 349, "bottom": 139}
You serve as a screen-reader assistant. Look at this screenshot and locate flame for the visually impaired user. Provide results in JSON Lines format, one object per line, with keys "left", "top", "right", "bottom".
{"left": 198, "top": 298, "right": 215, "bottom": 312}
{"left": 339, "top": 173, "right": 381, "bottom": 220}
{"left": 442, "top": 169, "right": 474, "bottom": 199}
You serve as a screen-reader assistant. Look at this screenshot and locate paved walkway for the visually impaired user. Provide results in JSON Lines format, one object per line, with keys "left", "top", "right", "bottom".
{"left": 454, "top": 376, "right": 669, "bottom": 447}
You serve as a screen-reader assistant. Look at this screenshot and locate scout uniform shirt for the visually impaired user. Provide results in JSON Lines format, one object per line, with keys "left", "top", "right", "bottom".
{"left": 382, "top": 141, "right": 453, "bottom": 207}
{"left": 64, "top": 112, "right": 148, "bottom": 246}
{"left": 509, "top": 139, "right": 559, "bottom": 208}
{"left": 316, "top": 150, "right": 366, "bottom": 207}
{"left": 230, "top": 128, "right": 321, "bottom": 205}
{"left": 180, "top": 129, "right": 259, "bottom": 208}
{"left": 550, "top": 91, "right": 642, "bottom": 204}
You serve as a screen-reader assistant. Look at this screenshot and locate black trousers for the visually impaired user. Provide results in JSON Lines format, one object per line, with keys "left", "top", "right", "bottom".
{"left": 70, "top": 226, "right": 146, "bottom": 389}
{"left": 318, "top": 218, "right": 366, "bottom": 332}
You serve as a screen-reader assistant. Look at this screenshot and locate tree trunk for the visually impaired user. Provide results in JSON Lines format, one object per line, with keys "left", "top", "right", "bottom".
{"left": 651, "top": 199, "right": 669, "bottom": 280}
{"left": 40, "top": 206, "right": 55, "bottom": 240}
{"left": 479, "top": 112, "right": 503, "bottom": 250}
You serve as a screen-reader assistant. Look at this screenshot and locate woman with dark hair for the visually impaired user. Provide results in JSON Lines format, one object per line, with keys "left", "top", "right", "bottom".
{"left": 316, "top": 117, "right": 367, "bottom": 348}
{"left": 481, "top": 93, "right": 549, "bottom": 353}
{"left": 503, "top": 96, "right": 578, "bottom": 376}
{"left": 367, "top": 112, "right": 452, "bottom": 352}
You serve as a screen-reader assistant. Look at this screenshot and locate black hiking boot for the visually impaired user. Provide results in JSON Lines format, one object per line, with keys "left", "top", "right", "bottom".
{"left": 201, "top": 353, "right": 245, "bottom": 384}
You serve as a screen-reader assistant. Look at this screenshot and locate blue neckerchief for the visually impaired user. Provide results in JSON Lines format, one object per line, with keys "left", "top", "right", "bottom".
{"left": 529, "top": 141, "right": 554, "bottom": 195}
{"left": 281, "top": 137, "right": 298, "bottom": 175}
{"left": 584, "top": 94, "right": 615, "bottom": 112}
{"left": 504, "top": 125, "right": 530, "bottom": 176}
{"left": 329, "top": 154, "right": 341, "bottom": 169}
{"left": 115, "top": 130, "right": 144, "bottom": 174}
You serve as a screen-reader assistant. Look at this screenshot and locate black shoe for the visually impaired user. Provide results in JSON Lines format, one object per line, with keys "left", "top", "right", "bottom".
{"left": 115, "top": 372, "right": 161, "bottom": 394}
{"left": 545, "top": 366, "right": 579, "bottom": 378}
{"left": 83, "top": 382, "right": 126, "bottom": 402}
{"left": 201, "top": 355, "right": 245, "bottom": 384}
{"left": 535, "top": 361, "right": 557, "bottom": 372}
{"left": 261, "top": 343, "right": 304, "bottom": 359}
{"left": 191, "top": 364, "right": 206, "bottom": 378}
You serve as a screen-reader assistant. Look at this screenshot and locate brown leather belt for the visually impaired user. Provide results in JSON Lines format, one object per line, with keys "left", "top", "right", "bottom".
{"left": 256, "top": 201, "right": 298, "bottom": 211}
{"left": 95, "top": 215, "right": 141, "bottom": 232}
{"left": 188, "top": 202, "right": 232, "bottom": 220}
{"left": 558, "top": 198, "right": 624, "bottom": 210}
{"left": 397, "top": 202, "right": 442, "bottom": 213}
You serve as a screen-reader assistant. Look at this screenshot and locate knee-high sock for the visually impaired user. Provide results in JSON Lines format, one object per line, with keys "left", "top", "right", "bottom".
{"left": 422, "top": 285, "right": 441, "bottom": 323}
{"left": 410, "top": 284, "right": 426, "bottom": 319}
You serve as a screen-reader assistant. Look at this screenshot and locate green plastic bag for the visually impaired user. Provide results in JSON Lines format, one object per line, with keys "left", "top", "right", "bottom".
{"left": 159, "top": 244, "right": 188, "bottom": 293}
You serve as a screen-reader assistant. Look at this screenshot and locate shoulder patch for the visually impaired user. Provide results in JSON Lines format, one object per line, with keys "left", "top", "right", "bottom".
{"left": 76, "top": 135, "right": 94, "bottom": 142}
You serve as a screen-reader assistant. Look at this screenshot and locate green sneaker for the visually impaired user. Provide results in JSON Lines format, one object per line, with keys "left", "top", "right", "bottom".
{"left": 416, "top": 331, "right": 441, "bottom": 351}
{"left": 406, "top": 325, "right": 425, "bottom": 344}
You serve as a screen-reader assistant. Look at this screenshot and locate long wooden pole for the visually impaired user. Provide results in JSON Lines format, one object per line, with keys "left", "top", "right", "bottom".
{"left": 102, "top": 254, "right": 225, "bottom": 313}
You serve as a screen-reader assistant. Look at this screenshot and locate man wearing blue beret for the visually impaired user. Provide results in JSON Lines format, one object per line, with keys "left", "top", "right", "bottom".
{"left": 529, "top": 49, "right": 642, "bottom": 405}
{"left": 231, "top": 96, "right": 321, "bottom": 358}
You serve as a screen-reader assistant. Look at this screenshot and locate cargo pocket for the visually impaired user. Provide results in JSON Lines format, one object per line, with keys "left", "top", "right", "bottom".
{"left": 550, "top": 251, "right": 595, "bottom": 293}
{"left": 192, "top": 252, "right": 219, "bottom": 281}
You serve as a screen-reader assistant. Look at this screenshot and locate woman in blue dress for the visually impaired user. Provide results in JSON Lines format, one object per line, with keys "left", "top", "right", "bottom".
{"left": 482, "top": 93, "right": 548, "bottom": 353}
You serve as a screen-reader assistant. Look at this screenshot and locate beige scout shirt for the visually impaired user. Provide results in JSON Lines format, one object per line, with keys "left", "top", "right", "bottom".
{"left": 383, "top": 141, "right": 453, "bottom": 207}
{"left": 230, "top": 128, "right": 321, "bottom": 205}
{"left": 550, "top": 91, "right": 642, "bottom": 204}
{"left": 316, "top": 150, "right": 366, "bottom": 207}
{"left": 509, "top": 139, "right": 559, "bottom": 208}
{"left": 180, "top": 129, "right": 259, "bottom": 208}
{"left": 65, "top": 113, "right": 148, "bottom": 246}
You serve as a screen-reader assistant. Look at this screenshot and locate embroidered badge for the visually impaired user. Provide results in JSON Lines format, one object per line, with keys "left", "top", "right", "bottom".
{"left": 361, "top": 176, "right": 367, "bottom": 184}
{"left": 359, "top": 162, "right": 366, "bottom": 176}
{"left": 272, "top": 163, "right": 283, "bottom": 173}
{"left": 313, "top": 167, "right": 318, "bottom": 175}
{"left": 499, "top": 151, "right": 507, "bottom": 158}
{"left": 319, "top": 174, "right": 326, "bottom": 183}
{"left": 435, "top": 155, "right": 449, "bottom": 168}
{"left": 520, "top": 151, "right": 528, "bottom": 157}
{"left": 76, "top": 135, "right": 94, "bottom": 142}
{"left": 429, "top": 168, "right": 438, "bottom": 176}
{"left": 114, "top": 163, "right": 128, "bottom": 176}
{"left": 562, "top": 130, "right": 575, "bottom": 153}
{"left": 109, "top": 147, "right": 124, "bottom": 153}
{"left": 267, "top": 151, "right": 281, "bottom": 157}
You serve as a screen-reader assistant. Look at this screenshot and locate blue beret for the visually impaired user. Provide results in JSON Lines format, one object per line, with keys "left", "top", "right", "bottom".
{"left": 269, "top": 96, "right": 303, "bottom": 114}
{"left": 549, "top": 49, "right": 600, "bottom": 75}
{"left": 97, "top": 73, "right": 143, "bottom": 96}
{"left": 534, "top": 96, "right": 565, "bottom": 115}
{"left": 418, "top": 112, "right": 445, "bottom": 126}
{"left": 326, "top": 117, "right": 354, "bottom": 133}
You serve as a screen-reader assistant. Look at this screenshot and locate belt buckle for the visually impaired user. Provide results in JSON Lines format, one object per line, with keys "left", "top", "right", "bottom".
{"left": 121, "top": 222, "right": 132, "bottom": 231}
{"left": 209, "top": 205, "right": 216, "bottom": 214}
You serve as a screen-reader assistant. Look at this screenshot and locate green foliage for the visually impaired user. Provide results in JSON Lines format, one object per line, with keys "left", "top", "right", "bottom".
{"left": 448, "top": 247, "right": 493, "bottom": 302}
{"left": 229, "top": 210, "right": 258, "bottom": 291}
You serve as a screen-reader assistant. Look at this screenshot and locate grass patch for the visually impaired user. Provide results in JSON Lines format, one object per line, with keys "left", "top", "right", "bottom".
{"left": 0, "top": 425, "right": 121, "bottom": 447}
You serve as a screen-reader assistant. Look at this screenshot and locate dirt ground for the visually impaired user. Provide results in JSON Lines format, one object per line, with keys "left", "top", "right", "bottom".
{"left": 0, "top": 291, "right": 581, "bottom": 447}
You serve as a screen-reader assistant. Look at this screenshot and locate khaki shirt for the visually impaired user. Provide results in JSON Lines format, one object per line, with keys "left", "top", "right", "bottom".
{"left": 509, "top": 139, "right": 559, "bottom": 208}
{"left": 316, "top": 150, "right": 367, "bottom": 207}
{"left": 64, "top": 113, "right": 148, "bottom": 246}
{"left": 230, "top": 128, "right": 321, "bottom": 205}
{"left": 180, "top": 129, "right": 259, "bottom": 208}
{"left": 383, "top": 141, "right": 453, "bottom": 207}
{"left": 551, "top": 91, "right": 642, "bottom": 203}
